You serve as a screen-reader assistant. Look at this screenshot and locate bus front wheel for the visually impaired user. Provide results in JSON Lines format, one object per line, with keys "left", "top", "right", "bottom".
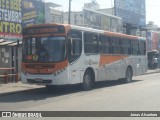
{"left": 82, "top": 70, "right": 94, "bottom": 91}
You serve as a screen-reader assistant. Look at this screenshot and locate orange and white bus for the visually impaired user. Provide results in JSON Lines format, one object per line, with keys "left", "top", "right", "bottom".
{"left": 21, "top": 23, "right": 147, "bottom": 90}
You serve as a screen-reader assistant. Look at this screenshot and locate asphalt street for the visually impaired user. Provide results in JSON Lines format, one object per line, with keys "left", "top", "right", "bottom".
{"left": 0, "top": 73, "right": 160, "bottom": 120}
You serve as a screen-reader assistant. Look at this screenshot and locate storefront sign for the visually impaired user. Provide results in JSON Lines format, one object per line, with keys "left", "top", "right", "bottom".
{"left": 22, "top": 0, "right": 45, "bottom": 27}
{"left": 0, "top": 0, "right": 22, "bottom": 38}
{"left": 115, "top": 0, "right": 146, "bottom": 26}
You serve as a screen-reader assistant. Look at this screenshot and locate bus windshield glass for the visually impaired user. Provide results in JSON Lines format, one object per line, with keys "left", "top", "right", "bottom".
{"left": 22, "top": 36, "right": 66, "bottom": 63}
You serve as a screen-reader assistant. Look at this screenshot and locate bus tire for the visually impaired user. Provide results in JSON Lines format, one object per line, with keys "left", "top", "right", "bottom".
{"left": 82, "top": 70, "right": 94, "bottom": 91}
{"left": 125, "top": 67, "right": 133, "bottom": 83}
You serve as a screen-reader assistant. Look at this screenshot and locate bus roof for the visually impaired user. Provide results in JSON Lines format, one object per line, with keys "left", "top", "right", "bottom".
{"left": 70, "top": 25, "right": 145, "bottom": 40}
{"left": 24, "top": 23, "right": 146, "bottom": 40}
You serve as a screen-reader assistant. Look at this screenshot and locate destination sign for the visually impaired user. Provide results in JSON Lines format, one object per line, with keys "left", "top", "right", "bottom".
{"left": 23, "top": 26, "right": 65, "bottom": 35}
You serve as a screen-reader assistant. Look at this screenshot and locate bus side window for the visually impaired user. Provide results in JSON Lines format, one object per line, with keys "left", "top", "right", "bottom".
{"left": 119, "top": 38, "right": 122, "bottom": 54}
{"left": 122, "top": 39, "right": 130, "bottom": 55}
{"left": 84, "top": 32, "right": 98, "bottom": 54}
{"left": 144, "top": 42, "right": 146, "bottom": 55}
{"left": 138, "top": 41, "right": 146, "bottom": 55}
{"left": 112, "top": 37, "right": 121, "bottom": 54}
{"left": 70, "top": 38, "right": 82, "bottom": 55}
{"left": 131, "top": 40, "right": 138, "bottom": 55}
{"left": 99, "top": 35, "right": 111, "bottom": 54}
{"left": 68, "top": 30, "right": 82, "bottom": 63}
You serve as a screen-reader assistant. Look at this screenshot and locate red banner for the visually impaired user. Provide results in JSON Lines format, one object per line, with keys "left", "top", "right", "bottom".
{"left": 0, "top": 32, "right": 22, "bottom": 39}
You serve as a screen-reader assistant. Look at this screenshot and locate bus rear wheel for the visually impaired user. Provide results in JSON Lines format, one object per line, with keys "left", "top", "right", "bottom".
{"left": 125, "top": 67, "right": 133, "bottom": 83}
{"left": 82, "top": 70, "right": 94, "bottom": 91}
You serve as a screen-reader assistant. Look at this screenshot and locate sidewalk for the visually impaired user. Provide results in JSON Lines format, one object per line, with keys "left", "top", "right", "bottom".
{"left": 0, "top": 69, "right": 160, "bottom": 96}
{"left": 0, "top": 82, "right": 44, "bottom": 96}
{"left": 144, "top": 68, "right": 160, "bottom": 75}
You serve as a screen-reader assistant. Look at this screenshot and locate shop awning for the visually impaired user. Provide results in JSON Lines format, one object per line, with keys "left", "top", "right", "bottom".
{"left": 8, "top": 41, "right": 22, "bottom": 46}
{"left": 0, "top": 39, "right": 22, "bottom": 46}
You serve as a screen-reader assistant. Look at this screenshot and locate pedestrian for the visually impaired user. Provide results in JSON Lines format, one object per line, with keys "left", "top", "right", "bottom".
{"left": 153, "top": 56, "right": 158, "bottom": 69}
{"left": 158, "top": 55, "right": 160, "bottom": 68}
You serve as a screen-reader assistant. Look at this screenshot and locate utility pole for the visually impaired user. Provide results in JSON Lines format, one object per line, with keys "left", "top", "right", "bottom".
{"left": 68, "top": 0, "right": 72, "bottom": 24}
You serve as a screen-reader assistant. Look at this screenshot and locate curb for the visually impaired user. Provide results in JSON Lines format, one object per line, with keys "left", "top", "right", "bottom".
{"left": 0, "top": 84, "right": 45, "bottom": 97}
{"left": 143, "top": 70, "right": 160, "bottom": 75}
{"left": 0, "top": 87, "right": 45, "bottom": 97}
{"left": 0, "top": 89, "right": 31, "bottom": 97}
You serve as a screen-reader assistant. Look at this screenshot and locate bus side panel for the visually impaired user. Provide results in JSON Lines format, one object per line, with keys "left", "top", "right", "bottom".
{"left": 68, "top": 54, "right": 100, "bottom": 84}
{"left": 97, "top": 55, "right": 128, "bottom": 81}
{"left": 140, "top": 55, "right": 148, "bottom": 74}
{"left": 119, "top": 56, "right": 139, "bottom": 77}
{"left": 97, "top": 55, "right": 147, "bottom": 81}
{"left": 122, "top": 56, "right": 147, "bottom": 77}
{"left": 97, "top": 63, "right": 119, "bottom": 81}
{"left": 132, "top": 56, "right": 147, "bottom": 76}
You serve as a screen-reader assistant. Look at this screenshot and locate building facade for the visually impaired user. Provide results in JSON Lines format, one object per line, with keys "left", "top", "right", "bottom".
{"left": 44, "top": 2, "right": 63, "bottom": 24}
{"left": 63, "top": 8, "right": 123, "bottom": 33}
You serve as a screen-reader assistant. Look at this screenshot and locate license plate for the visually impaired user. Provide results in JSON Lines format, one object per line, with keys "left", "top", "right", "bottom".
{"left": 35, "top": 78, "right": 43, "bottom": 82}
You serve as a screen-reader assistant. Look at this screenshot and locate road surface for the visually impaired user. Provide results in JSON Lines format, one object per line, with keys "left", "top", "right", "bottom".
{"left": 0, "top": 73, "right": 160, "bottom": 120}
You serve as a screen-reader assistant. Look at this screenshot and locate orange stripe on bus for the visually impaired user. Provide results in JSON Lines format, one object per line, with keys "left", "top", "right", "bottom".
{"left": 100, "top": 55, "right": 128, "bottom": 66}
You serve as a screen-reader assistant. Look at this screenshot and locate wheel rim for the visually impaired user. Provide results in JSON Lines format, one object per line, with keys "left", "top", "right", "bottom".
{"left": 84, "top": 74, "right": 91, "bottom": 87}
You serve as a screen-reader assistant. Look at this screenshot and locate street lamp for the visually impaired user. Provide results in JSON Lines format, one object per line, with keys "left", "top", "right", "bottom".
{"left": 68, "top": 0, "right": 72, "bottom": 24}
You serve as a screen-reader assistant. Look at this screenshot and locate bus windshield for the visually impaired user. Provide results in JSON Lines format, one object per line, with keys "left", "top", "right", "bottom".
{"left": 22, "top": 36, "right": 66, "bottom": 63}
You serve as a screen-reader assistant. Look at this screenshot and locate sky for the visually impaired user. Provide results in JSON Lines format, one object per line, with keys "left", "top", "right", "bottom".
{"left": 45, "top": 0, "right": 160, "bottom": 26}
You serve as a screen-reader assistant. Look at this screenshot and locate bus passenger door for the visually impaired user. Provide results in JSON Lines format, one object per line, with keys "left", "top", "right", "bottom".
{"left": 68, "top": 30, "right": 82, "bottom": 84}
